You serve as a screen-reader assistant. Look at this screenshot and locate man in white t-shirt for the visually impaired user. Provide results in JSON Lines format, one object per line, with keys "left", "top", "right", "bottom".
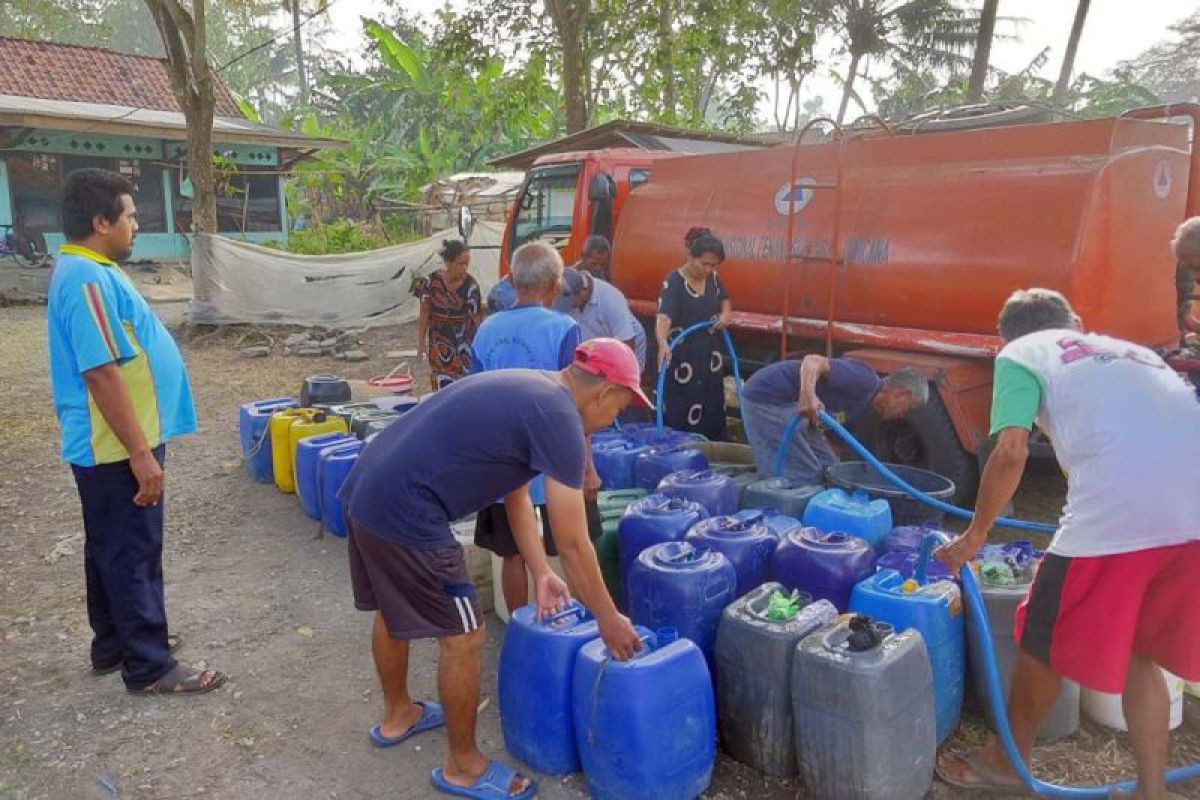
{"left": 935, "top": 288, "right": 1200, "bottom": 799}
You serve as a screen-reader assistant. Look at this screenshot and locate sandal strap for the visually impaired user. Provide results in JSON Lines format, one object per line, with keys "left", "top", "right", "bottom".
{"left": 476, "top": 760, "right": 522, "bottom": 796}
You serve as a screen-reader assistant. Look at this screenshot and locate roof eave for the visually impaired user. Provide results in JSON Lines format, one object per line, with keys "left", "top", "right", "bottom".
{"left": 0, "top": 108, "right": 344, "bottom": 150}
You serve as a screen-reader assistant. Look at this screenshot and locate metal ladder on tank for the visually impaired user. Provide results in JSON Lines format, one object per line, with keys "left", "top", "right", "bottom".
{"left": 779, "top": 116, "right": 896, "bottom": 359}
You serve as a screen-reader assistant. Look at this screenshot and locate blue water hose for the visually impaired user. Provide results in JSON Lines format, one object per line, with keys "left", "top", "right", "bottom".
{"left": 783, "top": 411, "right": 1058, "bottom": 533}
{"left": 651, "top": 327, "right": 1199, "bottom": 795}
{"left": 654, "top": 321, "right": 750, "bottom": 440}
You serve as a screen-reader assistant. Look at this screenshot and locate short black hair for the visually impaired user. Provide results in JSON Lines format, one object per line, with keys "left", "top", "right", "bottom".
{"left": 688, "top": 233, "right": 725, "bottom": 262}
{"left": 439, "top": 238, "right": 468, "bottom": 262}
{"left": 61, "top": 168, "right": 134, "bottom": 240}
{"left": 582, "top": 235, "right": 611, "bottom": 255}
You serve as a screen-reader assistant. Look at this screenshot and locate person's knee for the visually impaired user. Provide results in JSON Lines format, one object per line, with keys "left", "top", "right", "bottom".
{"left": 439, "top": 626, "right": 485, "bottom": 657}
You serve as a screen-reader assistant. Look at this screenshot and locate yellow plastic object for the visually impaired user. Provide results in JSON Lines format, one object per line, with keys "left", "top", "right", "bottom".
{"left": 901, "top": 578, "right": 919, "bottom": 594}
{"left": 289, "top": 412, "right": 349, "bottom": 490}
{"left": 270, "top": 408, "right": 317, "bottom": 493}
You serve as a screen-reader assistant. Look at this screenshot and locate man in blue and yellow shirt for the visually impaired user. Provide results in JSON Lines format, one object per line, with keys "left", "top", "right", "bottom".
{"left": 48, "top": 168, "right": 223, "bottom": 695}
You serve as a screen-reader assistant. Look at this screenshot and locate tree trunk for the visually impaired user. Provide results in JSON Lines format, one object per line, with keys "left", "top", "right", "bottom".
{"left": 1053, "top": 0, "right": 1091, "bottom": 105}
{"left": 659, "top": 0, "right": 675, "bottom": 124}
{"left": 145, "top": 0, "right": 217, "bottom": 233}
{"left": 546, "top": 0, "right": 591, "bottom": 133}
{"left": 836, "top": 50, "right": 862, "bottom": 125}
{"left": 967, "top": 0, "right": 999, "bottom": 102}
{"left": 291, "top": 0, "right": 309, "bottom": 105}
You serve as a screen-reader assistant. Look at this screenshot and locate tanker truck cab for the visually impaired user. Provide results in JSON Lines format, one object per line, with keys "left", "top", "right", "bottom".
{"left": 500, "top": 149, "right": 682, "bottom": 274}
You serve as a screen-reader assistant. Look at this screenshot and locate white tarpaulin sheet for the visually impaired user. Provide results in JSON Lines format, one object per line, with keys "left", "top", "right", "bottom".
{"left": 188, "top": 221, "right": 504, "bottom": 328}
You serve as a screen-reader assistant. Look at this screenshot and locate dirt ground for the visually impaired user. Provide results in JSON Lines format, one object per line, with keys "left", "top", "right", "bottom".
{"left": 1, "top": 302, "right": 1198, "bottom": 800}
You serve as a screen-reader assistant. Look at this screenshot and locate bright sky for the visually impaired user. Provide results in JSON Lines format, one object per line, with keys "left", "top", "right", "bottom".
{"left": 323, "top": 0, "right": 1193, "bottom": 122}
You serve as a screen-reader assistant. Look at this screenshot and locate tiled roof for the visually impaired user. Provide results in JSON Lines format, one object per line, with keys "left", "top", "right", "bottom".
{"left": 0, "top": 36, "right": 242, "bottom": 118}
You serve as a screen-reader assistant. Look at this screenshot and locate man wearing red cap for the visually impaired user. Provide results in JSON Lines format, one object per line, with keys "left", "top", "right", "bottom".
{"left": 338, "top": 338, "right": 647, "bottom": 800}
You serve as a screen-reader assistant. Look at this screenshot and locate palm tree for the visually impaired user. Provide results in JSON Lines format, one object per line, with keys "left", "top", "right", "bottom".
{"left": 1053, "top": 0, "right": 1091, "bottom": 105}
{"left": 828, "top": 0, "right": 980, "bottom": 125}
{"left": 967, "top": 0, "right": 1000, "bottom": 101}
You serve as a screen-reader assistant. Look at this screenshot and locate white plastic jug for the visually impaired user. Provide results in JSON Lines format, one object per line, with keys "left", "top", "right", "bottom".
{"left": 1080, "top": 669, "right": 1184, "bottom": 731}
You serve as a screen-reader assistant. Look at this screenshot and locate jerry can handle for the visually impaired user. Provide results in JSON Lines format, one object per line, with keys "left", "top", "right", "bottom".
{"left": 540, "top": 600, "right": 590, "bottom": 627}
{"left": 851, "top": 489, "right": 869, "bottom": 503}
{"left": 656, "top": 541, "right": 701, "bottom": 565}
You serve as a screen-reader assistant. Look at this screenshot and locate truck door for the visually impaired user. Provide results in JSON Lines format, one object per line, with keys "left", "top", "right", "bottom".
{"left": 506, "top": 163, "right": 583, "bottom": 262}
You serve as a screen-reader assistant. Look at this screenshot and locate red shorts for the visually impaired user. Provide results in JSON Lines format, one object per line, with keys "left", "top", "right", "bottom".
{"left": 1014, "top": 541, "right": 1200, "bottom": 693}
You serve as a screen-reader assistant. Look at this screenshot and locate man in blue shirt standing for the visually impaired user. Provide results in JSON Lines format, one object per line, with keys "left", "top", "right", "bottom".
{"left": 471, "top": 242, "right": 604, "bottom": 617}
{"left": 47, "top": 169, "right": 223, "bottom": 694}
{"left": 741, "top": 355, "right": 928, "bottom": 484}
{"left": 340, "top": 340, "right": 648, "bottom": 799}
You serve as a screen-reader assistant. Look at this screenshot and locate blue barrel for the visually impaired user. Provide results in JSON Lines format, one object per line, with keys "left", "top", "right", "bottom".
{"left": 573, "top": 628, "right": 715, "bottom": 800}
{"left": 295, "top": 432, "right": 356, "bottom": 520}
{"left": 850, "top": 570, "right": 965, "bottom": 745}
{"left": 627, "top": 541, "right": 736, "bottom": 666}
{"left": 319, "top": 441, "right": 364, "bottom": 537}
{"left": 618, "top": 494, "right": 708, "bottom": 605}
{"left": 499, "top": 602, "right": 599, "bottom": 775}
{"left": 876, "top": 550, "right": 953, "bottom": 583}
{"left": 634, "top": 446, "right": 709, "bottom": 491}
{"left": 657, "top": 469, "right": 739, "bottom": 516}
{"left": 771, "top": 527, "right": 876, "bottom": 611}
{"left": 625, "top": 426, "right": 706, "bottom": 448}
{"left": 686, "top": 515, "right": 777, "bottom": 598}
{"left": 239, "top": 397, "right": 298, "bottom": 483}
{"left": 593, "top": 439, "right": 649, "bottom": 490}
{"left": 885, "top": 523, "right": 947, "bottom": 554}
{"left": 802, "top": 488, "right": 893, "bottom": 552}
{"left": 733, "top": 508, "right": 803, "bottom": 541}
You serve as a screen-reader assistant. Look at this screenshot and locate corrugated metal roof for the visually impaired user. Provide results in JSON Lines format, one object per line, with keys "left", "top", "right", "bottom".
{"left": 488, "top": 120, "right": 763, "bottom": 169}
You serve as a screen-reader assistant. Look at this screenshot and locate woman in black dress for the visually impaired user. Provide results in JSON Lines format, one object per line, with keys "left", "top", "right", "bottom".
{"left": 655, "top": 230, "right": 732, "bottom": 440}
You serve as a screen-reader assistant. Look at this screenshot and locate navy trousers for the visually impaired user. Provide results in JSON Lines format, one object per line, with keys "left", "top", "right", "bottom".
{"left": 71, "top": 445, "right": 175, "bottom": 689}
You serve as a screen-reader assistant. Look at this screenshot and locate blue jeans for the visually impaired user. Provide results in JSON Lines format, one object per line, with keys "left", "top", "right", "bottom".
{"left": 741, "top": 398, "right": 837, "bottom": 485}
{"left": 71, "top": 445, "right": 175, "bottom": 689}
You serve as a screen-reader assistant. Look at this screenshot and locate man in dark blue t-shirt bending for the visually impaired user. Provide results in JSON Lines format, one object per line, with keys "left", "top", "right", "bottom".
{"left": 742, "top": 355, "right": 928, "bottom": 485}
{"left": 338, "top": 338, "right": 647, "bottom": 800}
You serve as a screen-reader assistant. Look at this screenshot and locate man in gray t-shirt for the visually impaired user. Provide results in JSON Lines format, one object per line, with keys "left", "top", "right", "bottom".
{"left": 555, "top": 268, "right": 647, "bottom": 371}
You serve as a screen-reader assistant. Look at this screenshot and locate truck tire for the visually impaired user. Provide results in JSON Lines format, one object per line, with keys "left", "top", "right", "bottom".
{"left": 854, "top": 392, "right": 978, "bottom": 507}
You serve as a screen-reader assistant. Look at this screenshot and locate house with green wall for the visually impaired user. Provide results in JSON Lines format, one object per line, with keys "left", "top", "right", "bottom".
{"left": 0, "top": 36, "right": 340, "bottom": 262}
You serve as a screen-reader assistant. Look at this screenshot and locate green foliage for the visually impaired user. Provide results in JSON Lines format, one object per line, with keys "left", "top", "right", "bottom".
{"left": 1115, "top": 10, "right": 1200, "bottom": 107}
{"left": 288, "top": 219, "right": 381, "bottom": 254}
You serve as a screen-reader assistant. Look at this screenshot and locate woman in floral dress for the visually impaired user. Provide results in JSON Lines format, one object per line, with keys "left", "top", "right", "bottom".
{"left": 413, "top": 239, "right": 483, "bottom": 390}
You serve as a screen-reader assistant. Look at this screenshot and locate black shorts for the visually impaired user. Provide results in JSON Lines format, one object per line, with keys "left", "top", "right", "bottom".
{"left": 473, "top": 500, "right": 603, "bottom": 558}
{"left": 347, "top": 518, "right": 483, "bottom": 639}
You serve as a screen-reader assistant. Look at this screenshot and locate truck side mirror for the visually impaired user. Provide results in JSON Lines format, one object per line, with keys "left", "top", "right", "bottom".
{"left": 457, "top": 205, "right": 475, "bottom": 242}
{"left": 588, "top": 173, "right": 615, "bottom": 202}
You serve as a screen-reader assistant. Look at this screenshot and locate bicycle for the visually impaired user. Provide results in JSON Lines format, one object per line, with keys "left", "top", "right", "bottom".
{"left": 0, "top": 224, "right": 51, "bottom": 267}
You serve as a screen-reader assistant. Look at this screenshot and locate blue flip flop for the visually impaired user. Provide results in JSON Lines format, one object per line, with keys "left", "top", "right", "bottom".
{"left": 368, "top": 700, "right": 445, "bottom": 747}
{"left": 430, "top": 760, "right": 538, "bottom": 800}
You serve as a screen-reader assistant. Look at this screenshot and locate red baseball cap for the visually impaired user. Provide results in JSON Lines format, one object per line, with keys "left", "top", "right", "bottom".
{"left": 573, "top": 338, "right": 653, "bottom": 408}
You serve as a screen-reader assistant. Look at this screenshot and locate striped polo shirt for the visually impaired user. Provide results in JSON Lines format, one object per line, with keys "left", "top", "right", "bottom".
{"left": 47, "top": 244, "right": 196, "bottom": 466}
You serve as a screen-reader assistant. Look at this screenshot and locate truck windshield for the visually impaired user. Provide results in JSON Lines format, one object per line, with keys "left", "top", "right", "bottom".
{"left": 511, "top": 163, "right": 581, "bottom": 253}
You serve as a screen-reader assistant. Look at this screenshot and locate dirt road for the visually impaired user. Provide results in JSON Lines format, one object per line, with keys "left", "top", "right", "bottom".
{"left": 1, "top": 304, "right": 1196, "bottom": 800}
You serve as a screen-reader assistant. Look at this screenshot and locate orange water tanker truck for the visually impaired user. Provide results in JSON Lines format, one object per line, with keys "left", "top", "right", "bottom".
{"left": 497, "top": 105, "right": 1200, "bottom": 500}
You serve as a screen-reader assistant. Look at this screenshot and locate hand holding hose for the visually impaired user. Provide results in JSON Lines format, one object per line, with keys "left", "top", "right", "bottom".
{"left": 797, "top": 394, "right": 824, "bottom": 428}
{"left": 934, "top": 524, "right": 989, "bottom": 574}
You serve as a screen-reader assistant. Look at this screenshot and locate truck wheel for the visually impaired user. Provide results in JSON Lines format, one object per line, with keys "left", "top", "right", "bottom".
{"left": 855, "top": 392, "right": 978, "bottom": 507}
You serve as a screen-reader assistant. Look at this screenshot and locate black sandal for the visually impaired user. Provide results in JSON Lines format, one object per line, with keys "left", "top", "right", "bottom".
{"left": 92, "top": 633, "right": 182, "bottom": 676}
{"left": 129, "top": 663, "right": 226, "bottom": 695}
